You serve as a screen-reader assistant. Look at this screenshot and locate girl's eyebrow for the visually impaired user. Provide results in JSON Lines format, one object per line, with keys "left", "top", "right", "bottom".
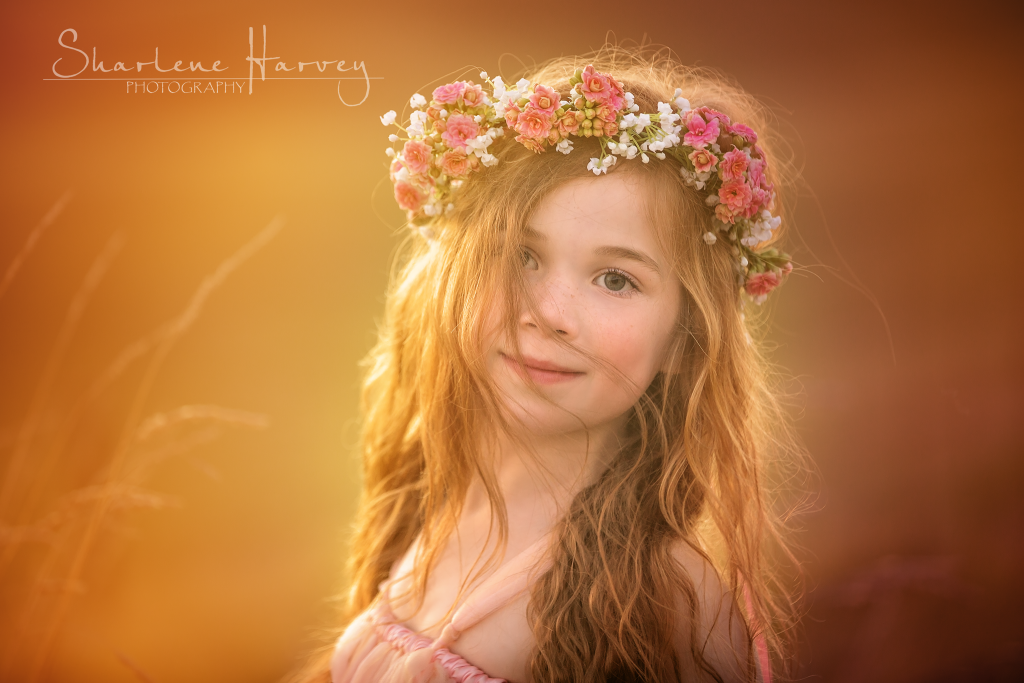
{"left": 595, "top": 245, "right": 662, "bottom": 275}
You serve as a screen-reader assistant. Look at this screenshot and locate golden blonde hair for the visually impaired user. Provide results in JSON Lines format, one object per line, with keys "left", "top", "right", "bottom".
{"left": 300, "top": 42, "right": 807, "bottom": 683}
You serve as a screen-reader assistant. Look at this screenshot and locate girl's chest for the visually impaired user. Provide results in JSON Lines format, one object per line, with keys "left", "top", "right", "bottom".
{"left": 389, "top": 539, "right": 544, "bottom": 683}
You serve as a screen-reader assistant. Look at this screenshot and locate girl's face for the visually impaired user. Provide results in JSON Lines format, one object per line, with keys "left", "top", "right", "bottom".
{"left": 483, "top": 171, "right": 682, "bottom": 437}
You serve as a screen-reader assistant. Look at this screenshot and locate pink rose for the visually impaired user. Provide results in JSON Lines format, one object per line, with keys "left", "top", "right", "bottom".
{"left": 689, "top": 148, "right": 719, "bottom": 173}
{"left": 514, "top": 107, "right": 554, "bottom": 140}
{"left": 604, "top": 121, "right": 619, "bottom": 137}
{"left": 579, "top": 65, "right": 625, "bottom": 110}
{"left": 718, "top": 178, "right": 753, "bottom": 212}
{"left": 715, "top": 203, "right": 736, "bottom": 223}
{"left": 746, "top": 187, "right": 768, "bottom": 217}
{"left": 720, "top": 149, "right": 749, "bottom": 181}
{"left": 401, "top": 140, "right": 433, "bottom": 175}
{"left": 744, "top": 271, "right": 781, "bottom": 300}
{"left": 461, "top": 83, "right": 485, "bottom": 108}
{"left": 504, "top": 103, "right": 522, "bottom": 128}
{"left": 441, "top": 113, "right": 480, "bottom": 151}
{"left": 515, "top": 134, "right": 545, "bottom": 153}
{"left": 696, "top": 106, "right": 731, "bottom": 127}
{"left": 432, "top": 81, "right": 466, "bottom": 105}
{"left": 394, "top": 181, "right": 426, "bottom": 212}
{"left": 683, "top": 113, "right": 721, "bottom": 149}
{"left": 529, "top": 84, "right": 559, "bottom": 114}
{"left": 438, "top": 149, "right": 471, "bottom": 178}
{"left": 595, "top": 103, "right": 617, "bottom": 123}
{"left": 727, "top": 123, "right": 757, "bottom": 145}
{"left": 747, "top": 158, "right": 765, "bottom": 188}
{"left": 556, "top": 111, "right": 580, "bottom": 136}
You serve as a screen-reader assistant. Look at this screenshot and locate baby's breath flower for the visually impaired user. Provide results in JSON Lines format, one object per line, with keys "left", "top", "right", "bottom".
{"left": 380, "top": 110, "right": 397, "bottom": 126}
{"left": 410, "top": 93, "right": 427, "bottom": 109}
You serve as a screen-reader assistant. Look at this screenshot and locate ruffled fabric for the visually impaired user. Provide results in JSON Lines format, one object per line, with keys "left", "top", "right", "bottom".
{"left": 331, "top": 598, "right": 506, "bottom": 683}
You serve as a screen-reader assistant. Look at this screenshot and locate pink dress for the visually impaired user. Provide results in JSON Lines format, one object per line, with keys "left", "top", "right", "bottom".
{"left": 330, "top": 534, "right": 772, "bottom": 683}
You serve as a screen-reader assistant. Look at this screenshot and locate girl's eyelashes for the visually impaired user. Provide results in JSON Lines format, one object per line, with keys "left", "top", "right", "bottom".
{"left": 521, "top": 250, "right": 639, "bottom": 296}
{"left": 595, "top": 268, "right": 640, "bottom": 296}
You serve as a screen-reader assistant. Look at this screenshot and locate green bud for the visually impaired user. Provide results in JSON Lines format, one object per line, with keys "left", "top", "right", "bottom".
{"left": 585, "top": 108, "right": 596, "bottom": 119}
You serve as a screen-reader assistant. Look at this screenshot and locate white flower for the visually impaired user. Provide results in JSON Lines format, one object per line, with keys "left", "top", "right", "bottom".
{"left": 556, "top": 139, "right": 573, "bottom": 154}
{"left": 393, "top": 166, "right": 410, "bottom": 183}
{"left": 494, "top": 102, "right": 506, "bottom": 118}
{"left": 635, "top": 113, "right": 651, "bottom": 132}
{"left": 705, "top": 194, "right": 720, "bottom": 206}
{"left": 474, "top": 115, "right": 483, "bottom": 123}
{"left": 655, "top": 152, "right": 666, "bottom": 160}
{"left": 739, "top": 256, "right": 749, "bottom": 267}
{"left": 621, "top": 113, "right": 638, "bottom": 130}
{"left": 380, "top": 110, "right": 397, "bottom": 126}
{"left": 588, "top": 157, "right": 602, "bottom": 174}
{"left": 516, "top": 77, "right": 530, "bottom": 91}
{"left": 703, "top": 232, "right": 717, "bottom": 245}
{"left": 602, "top": 155, "right": 616, "bottom": 168}
{"left": 641, "top": 153, "right": 650, "bottom": 164}
{"left": 451, "top": 179, "right": 465, "bottom": 188}
{"left": 673, "top": 87, "right": 683, "bottom": 98}
{"left": 675, "top": 96, "right": 691, "bottom": 113}
{"left": 407, "top": 110, "right": 428, "bottom": 136}
{"left": 481, "top": 153, "right": 499, "bottom": 166}
{"left": 385, "top": 148, "right": 395, "bottom": 157}
{"left": 423, "top": 202, "right": 440, "bottom": 217}
{"left": 417, "top": 225, "right": 435, "bottom": 240}
{"left": 446, "top": 202, "right": 455, "bottom": 213}
{"left": 465, "top": 134, "right": 492, "bottom": 155}
{"left": 388, "top": 134, "right": 398, "bottom": 142}
{"left": 625, "top": 92, "right": 635, "bottom": 108}
{"left": 492, "top": 76, "right": 506, "bottom": 99}
{"left": 410, "top": 93, "right": 427, "bottom": 109}
{"left": 480, "top": 70, "right": 488, "bottom": 79}
{"left": 740, "top": 235, "right": 759, "bottom": 247}
{"left": 657, "top": 102, "right": 673, "bottom": 116}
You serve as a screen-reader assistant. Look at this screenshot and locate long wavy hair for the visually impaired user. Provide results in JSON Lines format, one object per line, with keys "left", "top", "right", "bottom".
{"left": 293, "top": 42, "right": 808, "bottom": 683}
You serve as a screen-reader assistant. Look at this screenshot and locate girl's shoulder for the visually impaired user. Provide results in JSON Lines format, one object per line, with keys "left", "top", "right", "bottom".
{"left": 668, "top": 540, "right": 762, "bottom": 683}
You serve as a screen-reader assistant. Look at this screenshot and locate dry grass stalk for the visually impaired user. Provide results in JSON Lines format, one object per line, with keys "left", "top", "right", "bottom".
{"left": 0, "top": 207, "right": 285, "bottom": 681}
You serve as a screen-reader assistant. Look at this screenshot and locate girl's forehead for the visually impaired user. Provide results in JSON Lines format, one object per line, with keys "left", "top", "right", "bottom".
{"left": 527, "top": 174, "right": 662, "bottom": 252}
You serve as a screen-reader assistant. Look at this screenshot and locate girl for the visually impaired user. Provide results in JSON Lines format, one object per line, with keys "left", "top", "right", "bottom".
{"left": 307, "top": 44, "right": 804, "bottom": 683}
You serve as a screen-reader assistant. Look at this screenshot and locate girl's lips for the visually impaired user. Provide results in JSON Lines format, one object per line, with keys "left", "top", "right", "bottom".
{"left": 500, "top": 352, "right": 585, "bottom": 385}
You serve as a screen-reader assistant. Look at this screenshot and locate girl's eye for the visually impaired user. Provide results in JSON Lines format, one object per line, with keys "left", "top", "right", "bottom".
{"left": 596, "top": 269, "right": 639, "bottom": 294}
{"left": 521, "top": 250, "right": 539, "bottom": 271}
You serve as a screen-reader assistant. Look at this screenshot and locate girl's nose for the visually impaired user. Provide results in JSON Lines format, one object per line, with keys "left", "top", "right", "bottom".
{"left": 520, "top": 274, "right": 579, "bottom": 339}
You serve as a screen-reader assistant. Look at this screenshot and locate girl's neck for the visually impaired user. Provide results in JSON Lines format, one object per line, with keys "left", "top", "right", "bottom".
{"left": 463, "top": 417, "right": 629, "bottom": 532}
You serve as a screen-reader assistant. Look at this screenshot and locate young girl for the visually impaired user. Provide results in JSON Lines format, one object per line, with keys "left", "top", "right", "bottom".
{"left": 309, "top": 45, "right": 803, "bottom": 683}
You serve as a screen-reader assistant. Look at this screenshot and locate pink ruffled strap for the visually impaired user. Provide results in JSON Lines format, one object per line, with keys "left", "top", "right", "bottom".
{"left": 741, "top": 580, "right": 772, "bottom": 683}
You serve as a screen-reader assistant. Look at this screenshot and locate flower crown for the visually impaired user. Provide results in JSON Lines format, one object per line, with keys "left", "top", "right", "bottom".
{"left": 380, "top": 65, "right": 793, "bottom": 303}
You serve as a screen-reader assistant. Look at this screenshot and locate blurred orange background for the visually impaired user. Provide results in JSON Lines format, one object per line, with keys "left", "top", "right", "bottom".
{"left": 1, "top": 1, "right": 1021, "bottom": 681}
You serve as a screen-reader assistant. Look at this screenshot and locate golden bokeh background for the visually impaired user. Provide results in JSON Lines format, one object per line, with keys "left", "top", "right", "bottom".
{"left": 1, "top": 1, "right": 1021, "bottom": 681}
